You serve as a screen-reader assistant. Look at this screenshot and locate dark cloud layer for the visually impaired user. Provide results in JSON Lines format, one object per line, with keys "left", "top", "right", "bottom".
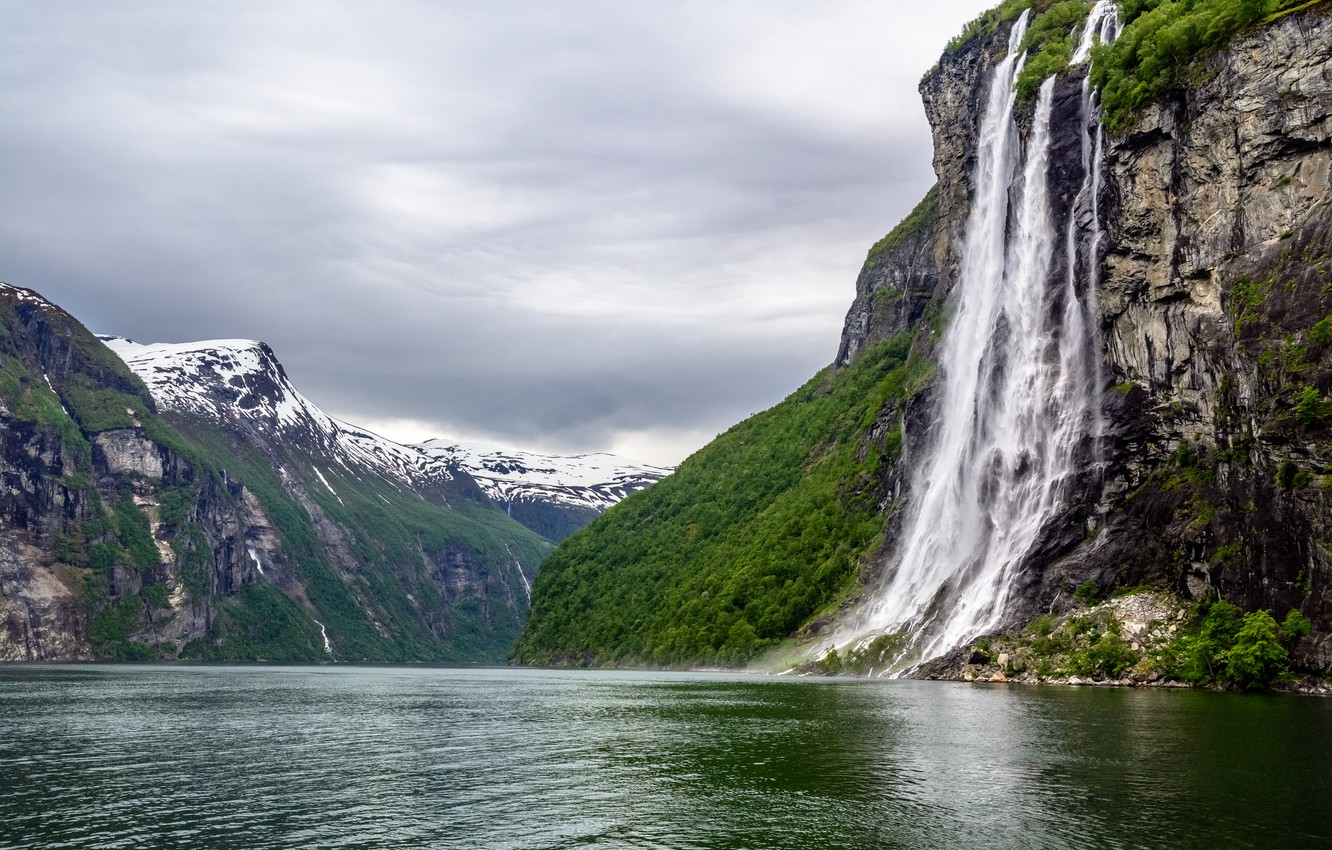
{"left": 1, "top": 1, "right": 993, "bottom": 464}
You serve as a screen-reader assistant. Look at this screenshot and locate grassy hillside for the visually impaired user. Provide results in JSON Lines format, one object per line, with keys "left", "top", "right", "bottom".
{"left": 0, "top": 285, "right": 550, "bottom": 663}
{"left": 1, "top": 292, "right": 284, "bottom": 660}
{"left": 512, "top": 330, "right": 933, "bottom": 668}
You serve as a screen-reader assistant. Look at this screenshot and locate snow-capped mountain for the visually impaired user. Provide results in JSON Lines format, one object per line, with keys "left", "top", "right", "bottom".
{"left": 100, "top": 336, "right": 670, "bottom": 530}
{"left": 417, "top": 439, "right": 671, "bottom": 514}
{"left": 101, "top": 337, "right": 438, "bottom": 484}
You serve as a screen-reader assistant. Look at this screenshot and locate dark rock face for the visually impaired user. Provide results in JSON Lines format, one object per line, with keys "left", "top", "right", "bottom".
{"left": 0, "top": 283, "right": 547, "bottom": 662}
{"left": 1088, "top": 11, "right": 1332, "bottom": 670}
{"left": 836, "top": 212, "right": 941, "bottom": 368}
{"left": 0, "top": 285, "right": 261, "bottom": 659}
{"left": 838, "top": 8, "right": 1332, "bottom": 672}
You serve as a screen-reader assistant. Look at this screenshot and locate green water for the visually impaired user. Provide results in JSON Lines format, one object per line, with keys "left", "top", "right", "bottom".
{"left": 0, "top": 665, "right": 1327, "bottom": 848}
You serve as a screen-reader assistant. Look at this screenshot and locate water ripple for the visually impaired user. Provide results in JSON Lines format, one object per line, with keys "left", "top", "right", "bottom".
{"left": 1, "top": 667, "right": 1329, "bottom": 849}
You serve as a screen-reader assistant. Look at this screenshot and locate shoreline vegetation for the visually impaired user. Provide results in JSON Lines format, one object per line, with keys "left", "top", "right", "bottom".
{"left": 801, "top": 591, "right": 1332, "bottom": 695}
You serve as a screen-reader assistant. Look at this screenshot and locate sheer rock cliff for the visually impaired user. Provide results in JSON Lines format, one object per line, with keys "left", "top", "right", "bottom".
{"left": 838, "top": 6, "right": 1332, "bottom": 672}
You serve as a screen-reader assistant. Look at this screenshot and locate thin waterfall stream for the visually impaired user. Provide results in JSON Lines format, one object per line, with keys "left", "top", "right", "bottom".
{"left": 841, "top": 4, "right": 1120, "bottom": 673}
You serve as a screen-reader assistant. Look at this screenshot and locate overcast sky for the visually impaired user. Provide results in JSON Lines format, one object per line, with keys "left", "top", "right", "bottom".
{"left": 1, "top": 1, "right": 993, "bottom": 466}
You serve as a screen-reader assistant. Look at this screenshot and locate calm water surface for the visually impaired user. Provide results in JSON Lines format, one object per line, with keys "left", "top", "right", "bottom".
{"left": 0, "top": 665, "right": 1328, "bottom": 849}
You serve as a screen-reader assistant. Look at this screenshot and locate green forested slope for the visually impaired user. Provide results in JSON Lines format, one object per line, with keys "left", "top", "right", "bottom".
{"left": 0, "top": 290, "right": 305, "bottom": 662}
{"left": 170, "top": 418, "right": 552, "bottom": 662}
{"left": 512, "top": 331, "right": 933, "bottom": 668}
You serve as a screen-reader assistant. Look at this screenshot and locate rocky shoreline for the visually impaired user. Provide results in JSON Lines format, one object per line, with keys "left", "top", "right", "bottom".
{"left": 798, "top": 590, "right": 1331, "bottom": 695}
{"left": 933, "top": 663, "right": 1332, "bottom": 697}
{"left": 914, "top": 591, "right": 1332, "bottom": 696}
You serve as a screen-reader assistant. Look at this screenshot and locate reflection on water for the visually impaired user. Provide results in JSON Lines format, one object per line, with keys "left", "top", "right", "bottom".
{"left": 0, "top": 666, "right": 1328, "bottom": 849}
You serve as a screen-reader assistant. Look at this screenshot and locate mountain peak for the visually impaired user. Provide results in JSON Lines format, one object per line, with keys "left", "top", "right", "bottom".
{"left": 99, "top": 335, "right": 322, "bottom": 437}
{"left": 0, "top": 282, "right": 56, "bottom": 308}
{"left": 101, "top": 334, "right": 670, "bottom": 534}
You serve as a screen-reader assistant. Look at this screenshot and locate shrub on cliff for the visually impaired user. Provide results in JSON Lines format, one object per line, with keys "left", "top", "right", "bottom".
{"left": 1070, "top": 627, "right": 1140, "bottom": 678}
{"left": 1226, "top": 609, "right": 1289, "bottom": 689}
{"left": 1282, "top": 609, "right": 1312, "bottom": 641}
{"left": 1294, "top": 385, "right": 1332, "bottom": 426}
{"left": 946, "top": 0, "right": 1043, "bottom": 54}
{"left": 1091, "top": 0, "right": 1315, "bottom": 131}
{"left": 1174, "top": 601, "right": 1308, "bottom": 689}
{"left": 864, "top": 184, "right": 939, "bottom": 270}
{"left": 1014, "top": 0, "right": 1091, "bottom": 102}
{"left": 1181, "top": 599, "right": 1242, "bottom": 681}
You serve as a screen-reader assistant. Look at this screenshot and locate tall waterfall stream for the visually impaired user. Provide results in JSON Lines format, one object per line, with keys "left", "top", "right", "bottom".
{"left": 844, "top": 3, "right": 1121, "bottom": 674}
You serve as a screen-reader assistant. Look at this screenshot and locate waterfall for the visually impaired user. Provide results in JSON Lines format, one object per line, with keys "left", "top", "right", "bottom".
{"left": 1074, "top": 0, "right": 1121, "bottom": 64}
{"left": 846, "top": 6, "right": 1119, "bottom": 673}
{"left": 314, "top": 619, "right": 334, "bottom": 656}
{"left": 1073, "top": 0, "right": 1120, "bottom": 479}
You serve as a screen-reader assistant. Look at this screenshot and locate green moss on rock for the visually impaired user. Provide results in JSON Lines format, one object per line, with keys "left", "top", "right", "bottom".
{"left": 864, "top": 184, "right": 939, "bottom": 270}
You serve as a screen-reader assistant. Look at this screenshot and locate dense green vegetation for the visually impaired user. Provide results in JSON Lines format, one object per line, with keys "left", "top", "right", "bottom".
{"left": 1092, "top": 0, "right": 1320, "bottom": 131}
{"left": 186, "top": 584, "right": 327, "bottom": 662}
{"left": 1014, "top": 1, "right": 1092, "bottom": 102}
{"left": 513, "top": 331, "right": 932, "bottom": 668}
{"left": 1167, "top": 600, "right": 1310, "bottom": 689}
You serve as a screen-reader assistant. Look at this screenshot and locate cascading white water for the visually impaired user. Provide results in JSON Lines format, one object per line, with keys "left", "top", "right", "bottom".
{"left": 1074, "top": 0, "right": 1121, "bottom": 64}
{"left": 314, "top": 619, "right": 334, "bottom": 655}
{"left": 1072, "top": 0, "right": 1121, "bottom": 476}
{"left": 846, "top": 5, "right": 1119, "bottom": 672}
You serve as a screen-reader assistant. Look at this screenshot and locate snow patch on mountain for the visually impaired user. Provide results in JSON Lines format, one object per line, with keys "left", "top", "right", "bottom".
{"left": 103, "top": 337, "right": 310, "bottom": 426}
{"left": 417, "top": 439, "right": 670, "bottom": 512}
{"left": 0, "top": 282, "right": 54, "bottom": 307}
{"left": 100, "top": 335, "right": 669, "bottom": 513}
{"left": 100, "top": 336, "right": 445, "bottom": 483}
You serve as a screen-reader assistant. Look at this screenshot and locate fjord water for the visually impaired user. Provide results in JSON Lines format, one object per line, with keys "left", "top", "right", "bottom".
{"left": 855, "top": 7, "right": 1114, "bottom": 667}
{"left": 2, "top": 666, "right": 1330, "bottom": 849}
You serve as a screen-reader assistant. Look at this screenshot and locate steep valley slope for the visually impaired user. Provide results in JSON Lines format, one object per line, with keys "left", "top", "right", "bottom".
{"left": 515, "top": 0, "right": 1332, "bottom": 684}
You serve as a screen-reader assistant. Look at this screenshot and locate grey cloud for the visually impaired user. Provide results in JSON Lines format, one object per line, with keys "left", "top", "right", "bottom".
{"left": 1, "top": 0, "right": 995, "bottom": 465}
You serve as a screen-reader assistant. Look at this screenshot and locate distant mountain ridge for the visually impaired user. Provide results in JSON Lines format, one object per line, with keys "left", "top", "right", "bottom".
{"left": 0, "top": 281, "right": 564, "bottom": 663}
{"left": 100, "top": 336, "right": 670, "bottom": 540}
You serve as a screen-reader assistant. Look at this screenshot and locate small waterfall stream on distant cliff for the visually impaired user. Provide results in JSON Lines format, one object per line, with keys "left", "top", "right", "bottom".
{"left": 849, "top": 3, "right": 1119, "bottom": 672}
